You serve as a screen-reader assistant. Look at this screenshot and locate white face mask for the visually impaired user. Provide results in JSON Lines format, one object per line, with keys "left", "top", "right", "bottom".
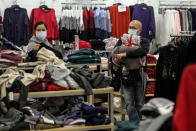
{"left": 36, "top": 31, "right": 47, "bottom": 41}
{"left": 128, "top": 29, "right": 137, "bottom": 36}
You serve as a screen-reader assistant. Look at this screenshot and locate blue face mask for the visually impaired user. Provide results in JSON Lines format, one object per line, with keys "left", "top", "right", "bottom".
{"left": 36, "top": 31, "right": 47, "bottom": 41}
{"left": 128, "top": 29, "right": 137, "bottom": 35}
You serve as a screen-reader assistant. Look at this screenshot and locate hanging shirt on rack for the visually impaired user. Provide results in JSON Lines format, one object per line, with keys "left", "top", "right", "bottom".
{"left": 133, "top": 4, "right": 155, "bottom": 39}
{"left": 29, "top": 8, "right": 59, "bottom": 41}
{"left": 105, "top": 10, "right": 112, "bottom": 38}
{"left": 156, "top": 10, "right": 181, "bottom": 48}
{"left": 3, "top": 6, "right": 29, "bottom": 46}
{"left": 187, "top": 10, "right": 193, "bottom": 31}
{"left": 94, "top": 8, "right": 107, "bottom": 40}
{"left": 180, "top": 10, "right": 189, "bottom": 31}
{"left": 89, "top": 9, "right": 95, "bottom": 39}
{"left": 189, "top": 9, "right": 196, "bottom": 31}
{"left": 109, "top": 4, "right": 130, "bottom": 39}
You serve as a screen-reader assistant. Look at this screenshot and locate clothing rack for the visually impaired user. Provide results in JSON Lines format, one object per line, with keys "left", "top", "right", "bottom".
{"left": 170, "top": 34, "right": 194, "bottom": 37}
{"left": 61, "top": 2, "right": 106, "bottom": 6}
{"left": 159, "top": 1, "right": 196, "bottom": 8}
{"left": 61, "top": 2, "right": 106, "bottom": 10}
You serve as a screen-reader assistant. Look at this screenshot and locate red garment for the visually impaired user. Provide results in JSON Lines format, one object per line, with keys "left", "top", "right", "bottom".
{"left": 48, "top": 83, "right": 70, "bottom": 91}
{"left": 1, "top": 54, "right": 22, "bottom": 63}
{"left": 109, "top": 4, "right": 130, "bottom": 38}
{"left": 172, "top": 64, "right": 196, "bottom": 131}
{"left": 29, "top": 73, "right": 51, "bottom": 91}
{"left": 0, "top": 50, "right": 22, "bottom": 63}
{"left": 145, "top": 82, "right": 155, "bottom": 94}
{"left": 73, "top": 39, "right": 92, "bottom": 50}
{"left": 29, "top": 8, "right": 59, "bottom": 40}
{"left": 122, "top": 35, "right": 139, "bottom": 47}
{"left": 89, "top": 10, "right": 95, "bottom": 31}
{"left": 147, "top": 67, "right": 156, "bottom": 79}
{"left": 83, "top": 9, "right": 89, "bottom": 30}
{"left": 147, "top": 54, "right": 157, "bottom": 64}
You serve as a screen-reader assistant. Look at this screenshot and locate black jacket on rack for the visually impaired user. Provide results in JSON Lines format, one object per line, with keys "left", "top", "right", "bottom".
{"left": 155, "top": 40, "right": 191, "bottom": 102}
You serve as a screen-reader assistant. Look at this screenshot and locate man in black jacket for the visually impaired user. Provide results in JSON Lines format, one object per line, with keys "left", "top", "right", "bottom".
{"left": 112, "top": 20, "right": 150, "bottom": 124}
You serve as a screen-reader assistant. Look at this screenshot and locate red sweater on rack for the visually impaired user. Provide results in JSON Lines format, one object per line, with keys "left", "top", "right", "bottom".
{"left": 109, "top": 4, "right": 130, "bottom": 39}
{"left": 29, "top": 8, "right": 59, "bottom": 40}
{"left": 172, "top": 64, "right": 196, "bottom": 131}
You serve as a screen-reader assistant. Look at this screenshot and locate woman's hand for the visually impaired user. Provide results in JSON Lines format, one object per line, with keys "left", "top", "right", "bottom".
{"left": 33, "top": 44, "right": 40, "bottom": 50}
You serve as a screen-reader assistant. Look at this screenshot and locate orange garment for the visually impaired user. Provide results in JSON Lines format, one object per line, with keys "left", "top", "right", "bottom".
{"left": 109, "top": 4, "right": 130, "bottom": 38}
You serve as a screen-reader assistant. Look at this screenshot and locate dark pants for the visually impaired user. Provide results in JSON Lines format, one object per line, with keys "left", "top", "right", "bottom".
{"left": 122, "top": 69, "right": 144, "bottom": 124}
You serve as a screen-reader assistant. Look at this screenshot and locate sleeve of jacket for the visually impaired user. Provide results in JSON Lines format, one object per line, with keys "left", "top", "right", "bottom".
{"left": 52, "top": 9, "right": 59, "bottom": 39}
{"left": 126, "top": 38, "right": 150, "bottom": 58}
{"left": 3, "top": 9, "right": 9, "bottom": 39}
{"left": 24, "top": 9, "right": 30, "bottom": 45}
{"left": 29, "top": 9, "right": 34, "bottom": 37}
{"left": 149, "top": 7, "right": 156, "bottom": 39}
{"left": 114, "top": 38, "right": 122, "bottom": 48}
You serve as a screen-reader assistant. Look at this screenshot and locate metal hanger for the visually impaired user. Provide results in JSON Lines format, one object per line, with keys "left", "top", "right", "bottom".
{"left": 12, "top": 0, "right": 20, "bottom": 9}
{"left": 39, "top": 0, "right": 51, "bottom": 10}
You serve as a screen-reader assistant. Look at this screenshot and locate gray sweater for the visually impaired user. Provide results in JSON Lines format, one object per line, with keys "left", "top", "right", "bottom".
{"left": 112, "top": 46, "right": 146, "bottom": 70}
{"left": 27, "top": 35, "right": 53, "bottom": 53}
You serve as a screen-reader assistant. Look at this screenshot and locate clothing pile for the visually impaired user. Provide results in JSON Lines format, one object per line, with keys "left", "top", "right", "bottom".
{"left": 0, "top": 108, "right": 24, "bottom": 131}
{"left": 0, "top": 50, "right": 22, "bottom": 66}
{"left": 67, "top": 48, "right": 101, "bottom": 64}
{"left": 82, "top": 103, "right": 110, "bottom": 126}
{"left": 0, "top": 37, "right": 21, "bottom": 51}
{"left": 72, "top": 39, "right": 92, "bottom": 50}
{"left": 71, "top": 66, "right": 111, "bottom": 95}
{"left": 103, "top": 37, "right": 119, "bottom": 52}
{"left": 0, "top": 95, "right": 111, "bottom": 130}
{"left": 89, "top": 39, "right": 106, "bottom": 50}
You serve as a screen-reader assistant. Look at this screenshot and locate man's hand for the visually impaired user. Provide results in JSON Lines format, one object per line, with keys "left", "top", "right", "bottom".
{"left": 113, "top": 53, "right": 126, "bottom": 63}
{"left": 33, "top": 44, "right": 40, "bottom": 50}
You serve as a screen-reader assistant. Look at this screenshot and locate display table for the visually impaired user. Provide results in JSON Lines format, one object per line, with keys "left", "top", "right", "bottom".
{"left": 14, "top": 87, "right": 114, "bottom": 131}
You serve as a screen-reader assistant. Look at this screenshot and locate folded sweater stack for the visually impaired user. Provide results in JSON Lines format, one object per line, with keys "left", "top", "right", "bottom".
{"left": 0, "top": 50, "right": 22, "bottom": 66}
{"left": 67, "top": 48, "right": 101, "bottom": 64}
{"left": 82, "top": 103, "right": 111, "bottom": 126}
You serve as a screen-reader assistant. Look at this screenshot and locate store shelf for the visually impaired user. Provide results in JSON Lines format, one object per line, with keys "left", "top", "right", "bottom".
{"left": 114, "top": 91, "right": 154, "bottom": 97}
{"left": 147, "top": 93, "right": 155, "bottom": 97}
{"left": 147, "top": 79, "right": 156, "bottom": 82}
{"left": 14, "top": 87, "right": 113, "bottom": 100}
{"left": 65, "top": 63, "right": 101, "bottom": 68}
{"left": 147, "top": 64, "right": 157, "bottom": 66}
{"left": 95, "top": 50, "right": 112, "bottom": 53}
{"left": 23, "top": 124, "right": 114, "bottom": 131}
{"left": 89, "top": 64, "right": 108, "bottom": 70}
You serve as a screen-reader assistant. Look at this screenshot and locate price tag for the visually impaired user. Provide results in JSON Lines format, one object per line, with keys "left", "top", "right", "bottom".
{"left": 9, "top": 92, "right": 14, "bottom": 101}
{"left": 118, "top": 5, "right": 126, "bottom": 12}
